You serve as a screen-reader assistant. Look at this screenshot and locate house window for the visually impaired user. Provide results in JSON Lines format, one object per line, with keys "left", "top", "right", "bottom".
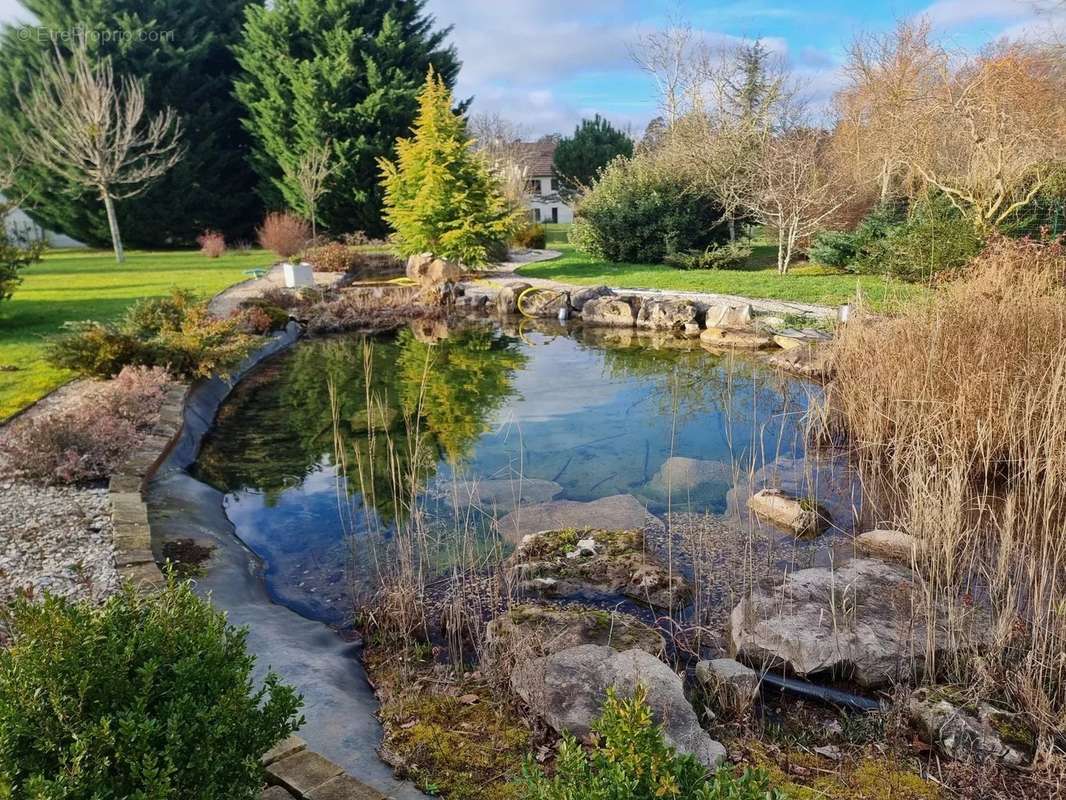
{"left": 551, "top": 207, "right": 559, "bottom": 224}
{"left": 534, "top": 208, "right": 541, "bottom": 222}
{"left": 527, "top": 178, "right": 540, "bottom": 193}
{"left": 551, "top": 178, "right": 559, "bottom": 192}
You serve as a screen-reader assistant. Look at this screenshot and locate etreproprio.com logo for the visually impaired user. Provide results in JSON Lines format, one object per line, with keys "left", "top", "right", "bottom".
{"left": 17, "top": 26, "right": 175, "bottom": 45}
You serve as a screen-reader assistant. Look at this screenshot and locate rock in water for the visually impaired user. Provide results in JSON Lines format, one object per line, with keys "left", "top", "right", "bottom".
{"left": 855, "top": 529, "right": 921, "bottom": 563}
{"left": 730, "top": 559, "right": 985, "bottom": 688}
{"left": 486, "top": 604, "right": 665, "bottom": 658}
{"left": 511, "top": 644, "right": 727, "bottom": 769}
{"left": 705, "top": 303, "right": 753, "bottom": 329}
{"left": 580, "top": 296, "right": 638, "bottom": 327}
{"left": 496, "top": 282, "right": 533, "bottom": 315}
{"left": 700, "top": 327, "right": 774, "bottom": 349}
{"left": 747, "top": 488, "right": 828, "bottom": 537}
{"left": 647, "top": 456, "right": 734, "bottom": 497}
{"left": 437, "top": 478, "right": 562, "bottom": 511}
{"left": 569, "top": 285, "right": 614, "bottom": 311}
{"left": 636, "top": 298, "right": 700, "bottom": 331}
{"left": 498, "top": 494, "right": 657, "bottom": 541}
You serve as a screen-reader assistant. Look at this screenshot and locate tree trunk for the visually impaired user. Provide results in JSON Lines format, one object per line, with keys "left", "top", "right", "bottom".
{"left": 310, "top": 204, "right": 317, "bottom": 241}
{"left": 777, "top": 226, "right": 786, "bottom": 273}
{"left": 879, "top": 162, "right": 891, "bottom": 202}
{"left": 102, "top": 190, "right": 124, "bottom": 264}
{"left": 728, "top": 217, "right": 736, "bottom": 243}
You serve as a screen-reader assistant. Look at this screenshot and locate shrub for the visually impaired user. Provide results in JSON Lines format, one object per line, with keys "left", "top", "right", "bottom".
{"left": 257, "top": 212, "right": 310, "bottom": 260}
{"left": 809, "top": 203, "right": 904, "bottom": 270}
{"left": 379, "top": 70, "right": 521, "bottom": 266}
{"left": 0, "top": 366, "right": 173, "bottom": 484}
{"left": 0, "top": 220, "right": 44, "bottom": 302}
{"left": 569, "top": 153, "right": 727, "bottom": 264}
{"left": 304, "top": 241, "right": 357, "bottom": 272}
{"left": 46, "top": 288, "right": 255, "bottom": 379}
{"left": 517, "top": 686, "right": 785, "bottom": 800}
{"left": 0, "top": 580, "right": 302, "bottom": 798}
{"left": 665, "top": 242, "right": 752, "bottom": 271}
{"left": 512, "top": 223, "right": 547, "bottom": 249}
{"left": 197, "top": 229, "right": 227, "bottom": 258}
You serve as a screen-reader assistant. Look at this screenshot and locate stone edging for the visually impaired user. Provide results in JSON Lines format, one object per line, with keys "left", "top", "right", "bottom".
{"left": 262, "top": 737, "right": 387, "bottom": 799}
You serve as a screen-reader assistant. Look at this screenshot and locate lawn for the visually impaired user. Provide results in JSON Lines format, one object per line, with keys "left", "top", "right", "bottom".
{"left": 518, "top": 225, "right": 927, "bottom": 310}
{"left": 0, "top": 248, "right": 271, "bottom": 420}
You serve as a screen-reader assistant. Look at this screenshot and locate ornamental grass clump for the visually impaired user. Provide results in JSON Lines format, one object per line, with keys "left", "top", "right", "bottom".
{"left": 0, "top": 579, "right": 302, "bottom": 799}
{"left": 819, "top": 237, "right": 1066, "bottom": 755}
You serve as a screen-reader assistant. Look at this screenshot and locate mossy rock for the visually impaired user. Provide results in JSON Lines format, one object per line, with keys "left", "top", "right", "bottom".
{"left": 486, "top": 603, "right": 665, "bottom": 659}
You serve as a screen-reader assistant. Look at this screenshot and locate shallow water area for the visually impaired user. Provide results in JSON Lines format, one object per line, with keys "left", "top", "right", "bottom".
{"left": 191, "top": 320, "right": 862, "bottom": 627}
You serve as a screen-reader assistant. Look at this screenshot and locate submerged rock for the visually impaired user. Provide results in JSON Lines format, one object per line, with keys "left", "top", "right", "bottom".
{"left": 511, "top": 644, "right": 727, "bottom": 769}
{"left": 636, "top": 298, "right": 700, "bottom": 332}
{"left": 486, "top": 603, "right": 665, "bottom": 658}
{"left": 647, "top": 456, "right": 734, "bottom": 497}
{"left": 436, "top": 477, "right": 562, "bottom": 511}
{"left": 497, "top": 494, "right": 657, "bottom": 541}
{"left": 507, "top": 528, "right": 690, "bottom": 609}
{"left": 705, "top": 303, "right": 753, "bottom": 329}
{"left": 581, "top": 296, "right": 638, "bottom": 327}
{"left": 570, "top": 285, "right": 614, "bottom": 311}
{"left": 766, "top": 341, "right": 833, "bottom": 379}
{"left": 856, "top": 529, "right": 921, "bottom": 563}
{"left": 695, "top": 658, "right": 761, "bottom": 717}
{"left": 747, "top": 488, "right": 828, "bottom": 537}
{"left": 730, "top": 559, "right": 984, "bottom": 688}
{"left": 908, "top": 688, "right": 1034, "bottom": 766}
{"left": 700, "top": 327, "right": 774, "bottom": 350}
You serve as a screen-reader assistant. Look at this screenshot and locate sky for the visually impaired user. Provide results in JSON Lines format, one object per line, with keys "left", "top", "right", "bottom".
{"left": 0, "top": 0, "right": 1059, "bottom": 137}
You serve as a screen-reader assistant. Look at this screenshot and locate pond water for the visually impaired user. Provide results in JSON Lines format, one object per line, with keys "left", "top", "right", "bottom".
{"left": 193, "top": 321, "right": 850, "bottom": 626}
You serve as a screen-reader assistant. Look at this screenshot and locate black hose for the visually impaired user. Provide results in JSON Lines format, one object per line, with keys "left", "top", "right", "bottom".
{"left": 759, "top": 671, "right": 883, "bottom": 713}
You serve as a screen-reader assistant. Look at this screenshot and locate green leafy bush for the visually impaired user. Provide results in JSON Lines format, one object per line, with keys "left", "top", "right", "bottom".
{"left": 809, "top": 203, "right": 904, "bottom": 270}
{"left": 0, "top": 579, "right": 302, "bottom": 799}
{"left": 512, "top": 223, "right": 547, "bottom": 249}
{"left": 47, "top": 288, "right": 256, "bottom": 379}
{"left": 0, "top": 220, "right": 44, "bottom": 302}
{"left": 569, "top": 154, "right": 727, "bottom": 264}
{"left": 665, "top": 242, "right": 752, "bottom": 271}
{"left": 517, "top": 686, "right": 785, "bottom": 800}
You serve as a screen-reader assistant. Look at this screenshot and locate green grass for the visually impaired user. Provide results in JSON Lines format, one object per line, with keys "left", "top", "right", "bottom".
{"left": 518, "top": 225, "right": 927, "bottom": 310}
{"left": 0, "top": 248, "right": 270, "bottom": 420}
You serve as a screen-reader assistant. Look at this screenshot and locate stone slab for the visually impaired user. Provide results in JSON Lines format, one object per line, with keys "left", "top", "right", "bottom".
{"left": 263, "top": 735, "right": 308, "bottom": 766}
{"left": 263, "top": 787, "right": 298, "bottom": 800}
{"left": 308, "top": 774, "right": 388, "bottom": 800}
{"left": 117, "top": 561, "right": 164, "bottom": 590}
{"left": 267, "top": 750, "right": 344, "bottom": 796}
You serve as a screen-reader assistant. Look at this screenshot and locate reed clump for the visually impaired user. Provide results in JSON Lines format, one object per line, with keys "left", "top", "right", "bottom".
{"left": 820, "top": 237, "right": 1066, "bottom": 753}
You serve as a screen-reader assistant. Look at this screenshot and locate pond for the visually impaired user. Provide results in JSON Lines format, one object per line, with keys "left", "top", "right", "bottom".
{"left": 192, "top": 320, "right": 856, "bottom": 627}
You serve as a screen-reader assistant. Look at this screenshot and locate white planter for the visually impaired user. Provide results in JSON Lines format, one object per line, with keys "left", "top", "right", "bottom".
{"left": 282, "top": 261, "right": 314, "bottom": 288}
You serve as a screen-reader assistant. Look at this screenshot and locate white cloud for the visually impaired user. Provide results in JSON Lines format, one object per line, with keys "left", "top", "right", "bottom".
{"left": 0, "top": 0, "right": 31, "bottom": 26}
{"left": 919, "top": 0, "right": 1032, "bottom": 28}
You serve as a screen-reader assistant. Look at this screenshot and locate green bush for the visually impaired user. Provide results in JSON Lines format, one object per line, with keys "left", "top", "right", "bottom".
{"left": 569, "top": 154, "right": 727, "bottom": 264}
{"left": 517, "top": 686, "right": 785, "bottom": 800}
{"left": 47, "top": 288, "right": 256, "bottom": 379}
{"left": 0, "top": 579, "right": 302, "bottom": 799}
{"left": 808, "top": 203, "right": 904, "bottom": 270}
{"left": 0, "top": 220, "right": 44, "bottom": 302}
{"left": 512, "top": 223, "right": 547, "bottom": 249}
{"left": 665, "top": 242, "right": 752, "bottom": 271}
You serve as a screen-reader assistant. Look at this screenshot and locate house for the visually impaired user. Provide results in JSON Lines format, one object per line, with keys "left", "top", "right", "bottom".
{"left": 518, "top": 141, "right": 573, "bottom": 225}
{"left": 2, "top": 200, "right": 83, "bottom": 248}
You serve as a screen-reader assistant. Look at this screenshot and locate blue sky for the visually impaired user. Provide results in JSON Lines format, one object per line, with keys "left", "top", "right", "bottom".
{"left": 0, "top": 0, "right": 1057, "bottom": 136}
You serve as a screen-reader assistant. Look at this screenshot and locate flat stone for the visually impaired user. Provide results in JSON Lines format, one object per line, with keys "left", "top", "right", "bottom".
{"left": 108, "top": 473, "right": 143, "bottom": 494}
{"left": 262, "top": 735, "right": 307, "bottom": 766}
{"left": 308, "top": 774, "right": 387, "bottom": 800}
{"left": 438, "top": 477, "right": 562, "bottom": 511}
{"left": 498, "top": 494, "right": 657, "bottom": 542}
{"left": 700, "top": 327, "right": 774, "bottom": 349}
{"left": 266, "top": 750, "right": 344, "bottom": 796}
{"left": 110, "top": 493, "right": 148, "bottom": 525}
{"left": 263, "top": 787, "right": 298, "bottom": 800}
{"left": 731, "top": 559, "right": 985, "bottom": 687}
{"left": 646, "top": 456, "right": 734, "bottom": 497}
{"left": 747, "top": 488, "right": 827, "bottom": 537}
{"left": 856, "top": 529, "right": 921, "bottom": 563}
{"left": 114, "top": 548, "right": 155, "bottom": 568}
{"left": 908, "top": 689, "right": 1034, "bottom": 766}
{"left": 512, "top": 644, "right": 726, "bottom": 770}
{"left": 486, "top": 603, "right": 666, "bottom": 658}
{"left": 112, "top": 522, "right": 151, "bottom": 551}
{"left": 118, "top": 561, "right": 164, "bottom": 592}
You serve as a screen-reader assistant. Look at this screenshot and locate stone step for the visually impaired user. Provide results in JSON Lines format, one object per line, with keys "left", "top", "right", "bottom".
{"left": 262, "top": 736, "right": 387, "bottom": 800}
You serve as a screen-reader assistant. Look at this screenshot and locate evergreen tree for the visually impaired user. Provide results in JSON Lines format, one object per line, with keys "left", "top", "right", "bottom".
{"left": 553, "top": 115, "right": 633, "bottom": 195}
{"left": 0, "top": 0, "right": 260, "bottom": 247}
{"left": 379, "top": 69, "right": 519, "bottom": 266}
{"left": 234, "top": 0, "right": 460, "bottom": 237}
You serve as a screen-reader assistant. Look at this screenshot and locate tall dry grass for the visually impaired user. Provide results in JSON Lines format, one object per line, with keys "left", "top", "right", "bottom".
{"left": 820, "top": 237, "right": 1066, "bottom": 752}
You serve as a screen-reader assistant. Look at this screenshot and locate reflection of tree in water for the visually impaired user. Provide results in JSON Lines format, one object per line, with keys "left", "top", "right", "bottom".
{"left": 195, "top": 326, "right": 527, "bottom": 518}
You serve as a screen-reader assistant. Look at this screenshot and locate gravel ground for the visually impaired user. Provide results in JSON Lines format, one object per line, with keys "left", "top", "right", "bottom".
{"left": 0, "top": 462, "right": 118, "bottom": 605}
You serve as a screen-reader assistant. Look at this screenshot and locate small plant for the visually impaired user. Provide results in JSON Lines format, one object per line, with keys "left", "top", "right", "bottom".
{"left": 304, "top": 241, "right": 357, "bottom": 272}
{"left": 46, "top": 288, "right": 255, "bottom": 379}
{"left": 518, "top": 686, "right": 786, "bottom": 799}
{"left": 666, "top": 242, "right": 752, "bottom": 271}
{"left": 257, "top": 211, "right": 311, "bottom": 260}
{"left": 512, "top": 223, "right": 547, "bottom": 249}
{"left": 0, "top": 220, "right": 44, "bottom": 303}
{"left": 196, "top": 229, "right": 227, "bottom": 258}
{"left": 0, "top": 579, "right": 302, "bottom": 799}
{"left": 0, "top": 365, "right": 173, "bottom": 484}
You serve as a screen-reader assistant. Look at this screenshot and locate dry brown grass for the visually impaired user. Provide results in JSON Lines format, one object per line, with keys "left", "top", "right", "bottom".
{"left": 819, "top": 237, "right": 1066, "bottom": 754}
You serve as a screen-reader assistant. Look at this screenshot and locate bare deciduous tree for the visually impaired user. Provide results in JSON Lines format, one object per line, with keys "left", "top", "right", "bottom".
{"left": 630, "top": 19, "right": 702, "bottom": 126}
{"left": 746, "top": 128, "right": 851, "bottom": 273}
{"left": 469, "top": 112, "right": 533, "bottom": 210}
{"left": 286, "top": 142, "right": 335, "bottom": 240}
{"left": 19, "top": 43, "right": 184, "bottom": 263}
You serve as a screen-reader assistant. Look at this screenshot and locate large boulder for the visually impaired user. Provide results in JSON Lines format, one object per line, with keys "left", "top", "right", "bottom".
{"left": 747, "top": 488, "right": 828, "bottom": 537}
{"left": 705, "top": 303, "right": 753, "bottom": 329}
{"left": 511, "top": 644, "right": 727, "bottom": 769}
{"left": 855, "top": 529, "right": 921, "bottom": 563}
{"left": 636, "top": 298, "right": 700, "bottom": 332}
{"left": 730, "top": 559, "right": 984, "bottom": 688}
{"left": 695, "top": 658, "right": 761, "bottom": 718}
{"left": 507, "top": 528, "right": 690, "bottom": 610}
{"left": 581, "top": 296, "right": 638, "bottom": 327}
{"left": 407, "top": 253, "right": 461, "bottom": 285}
{"left": 908, "top": 688, "right": 1034, "bottom": 766}
{"left": 570, "top": 285, "right": 615, "bottom": 311}
{"left": 518, "top": 287, "right": 570, "bottom": 317}
{"left": 486, "top": 604, "right": 665, "bottom": 659}
{"left": 496, "top": 282, "right": 533, "bottom": 315}
{"left": 700, "top": 327, "right": 774, "bottom": 350}
{"left": 498, "top": 494, "right": 657, "bottom": 541}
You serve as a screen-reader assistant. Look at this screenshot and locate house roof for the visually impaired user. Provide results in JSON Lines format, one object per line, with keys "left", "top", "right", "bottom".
{"left": 518, "top": 141, "right": 557, "bottom": 177}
